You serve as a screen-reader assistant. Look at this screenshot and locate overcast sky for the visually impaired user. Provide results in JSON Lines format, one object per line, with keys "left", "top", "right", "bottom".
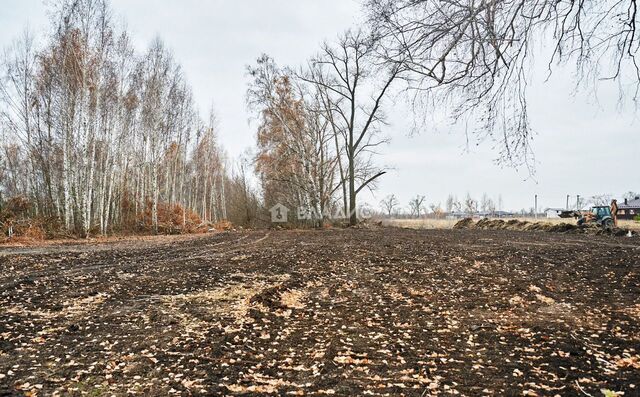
{"left": 1, "top": 0, "right": 638, "bottom": 212}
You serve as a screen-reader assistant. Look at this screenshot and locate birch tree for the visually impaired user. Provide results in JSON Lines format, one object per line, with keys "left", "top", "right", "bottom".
{"left": 0, "top": 0, "right": 233, "bottom": 237}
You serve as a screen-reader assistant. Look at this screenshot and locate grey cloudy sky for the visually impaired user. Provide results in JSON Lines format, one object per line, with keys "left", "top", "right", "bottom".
{"left": 2, "top": 0, "right": 638, "bottom": 212}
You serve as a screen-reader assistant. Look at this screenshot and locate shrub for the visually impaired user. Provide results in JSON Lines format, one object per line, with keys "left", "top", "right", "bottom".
{"left": 22, "top": 223, "right": 46, "bottom": 240}
{"left": 1, "top": 216, "right": 63, "bottom": 240}
{"left": 635, "top": 214, "right": 640, "bottom": 223}
{"left": 138, "top": 200, "right": 203, "bottom": 234}
{"left": 1, "top": 196, "right": 33, "bottom": 239}
{"left": 213, "top": 220, "right": 234, "bottom": 230}
{"left": 0, "top": 196, "right": 31, "bottom": 221}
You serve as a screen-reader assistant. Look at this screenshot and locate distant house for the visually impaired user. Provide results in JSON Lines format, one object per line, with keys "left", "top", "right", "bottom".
{"left": 493, "top": 211, "right": 514, "bottom": 218}
{"left": 446, "top": 211, "right": 471, "bottom": 219}
{"left": 617, "top": 197, "right": 640, "bottom": 220}
{"left": 545, "top": 208, "right": 564, "bottom": 219}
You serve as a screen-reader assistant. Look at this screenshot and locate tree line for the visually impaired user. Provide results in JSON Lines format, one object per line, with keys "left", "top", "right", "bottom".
{"left": 2, "top": 0, "right": 637, "bottom": 236}
{"left": 0, "top": 0, "right": 257, "bottom": 238}
{"left": 379, "top": 193, "right": 504, "bottom": 218}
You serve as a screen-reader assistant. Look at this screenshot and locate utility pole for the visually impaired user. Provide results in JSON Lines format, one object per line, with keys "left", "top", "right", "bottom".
{"left": 535, "top": 194, "right": 538, "bottom": 219}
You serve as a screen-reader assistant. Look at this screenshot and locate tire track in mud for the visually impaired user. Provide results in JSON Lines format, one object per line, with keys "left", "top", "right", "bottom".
{"left": 180, "top": 231, "right": 272, "bottom": 262}
{"left": 0, "top": 231, "right": 271, "bottom": 289}
{"left": 0, "top": 228, "right": 638, "bottom": 396}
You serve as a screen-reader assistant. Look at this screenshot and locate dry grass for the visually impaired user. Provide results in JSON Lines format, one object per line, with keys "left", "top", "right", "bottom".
{"left": 619, "top": 220, "right": 640, "bottom": 231}
{"left": 161, "top": 275, "right": 290, "bottom": 335}
{"left": 2, "top": 232, "right": 188, "bottom": 247}
{"left": 382, "top": 218, "right": 457, "bottom": 230}
{"left": 280, "top": 290, "right": 306, "bottom": 309}
{"left": 512, "top": 218, "right": 639, "bottom": 230}
{"left": 383, "top": 217, "right": 640, "bottom": 231}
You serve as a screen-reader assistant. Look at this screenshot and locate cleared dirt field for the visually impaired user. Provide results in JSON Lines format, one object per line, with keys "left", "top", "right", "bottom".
{"left": 1, "top": 229, "right": 639, "bottom": 396}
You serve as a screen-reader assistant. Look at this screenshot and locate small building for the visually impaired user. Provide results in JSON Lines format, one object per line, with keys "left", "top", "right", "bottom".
{"left": 545, "top": 208, "right": 564, "bottom": 219}
{"left": 617, "top": 197, "right": 640, "bottom": 220}
{"left": 493, "top": 211, "right": 514, "bottom": 218}
{"left": 447, "top": 211, "right": 472, "bottom": 219}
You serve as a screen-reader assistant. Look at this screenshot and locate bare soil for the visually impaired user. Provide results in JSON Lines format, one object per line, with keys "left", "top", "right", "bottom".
{"left": 0, "top": 228, "right": 639, "bottom": 396}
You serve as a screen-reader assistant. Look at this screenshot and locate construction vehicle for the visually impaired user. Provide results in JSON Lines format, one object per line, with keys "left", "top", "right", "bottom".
{"left": 577, "top": 206, "right": 615, "bottom": 229}
{"left": 559, "top": 210, "right": 580, "bottom": 219}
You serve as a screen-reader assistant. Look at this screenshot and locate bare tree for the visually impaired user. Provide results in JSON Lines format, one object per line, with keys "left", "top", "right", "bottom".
{"left": 487, "top": 198, "right": 497, "bottom": 215}
{"left": 302, "top": 29, "right": 403, "bottom": 225}
{"left": 589, "top": 194, "right": 613, "bottom": 207}
{"left": 380, "top": 194, "right": 399, "bottom": 216}
{"left": 429, "top": 202, "right": 444, "bottom": 218}
{"left": 464, "top": 193, "right": 477, "bottom": 215}
{"left": 366, "top": 0, "right": 640, "bottom": 166}
{"left": 0, "top": 30, "right": 39, "bottom": 212}
{"left": 409, "top": 195, "right": 426, "bottom": 218}
{"left": 445, "top": 194, "right": 455, "bottom": 214}
{"left": 480, "top": 193, "right": 496, "bottom": 214}
{"left": 227, "top": 151, "right": 261, "bottom": 228}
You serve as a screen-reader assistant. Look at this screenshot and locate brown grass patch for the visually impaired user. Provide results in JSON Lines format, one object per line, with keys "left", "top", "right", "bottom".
{"left": 162, "top": 275, "right": 289, "bottom": 335}
{"left": 5, "top": 293, "right": 108, "bottom": 320}
{"left": 280, "top": 290, "right": 306, "bottom": 309}
{"left": 382, "top": 219, "right": 457, "bottom": 230}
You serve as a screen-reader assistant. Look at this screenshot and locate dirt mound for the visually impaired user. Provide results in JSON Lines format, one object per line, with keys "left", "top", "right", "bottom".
{"left": 453, "top": 217, "right": 637, "bottom": 237}
{"left": 351, "top": 219, "right": 384, "bottom": 229}
{"left": 452, "top": 218, "right": 474, "bottom": 229}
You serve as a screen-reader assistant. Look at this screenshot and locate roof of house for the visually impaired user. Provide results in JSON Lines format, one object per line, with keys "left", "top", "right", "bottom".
{"left": 619, "top": 197, "right": 640, "bottom": 209}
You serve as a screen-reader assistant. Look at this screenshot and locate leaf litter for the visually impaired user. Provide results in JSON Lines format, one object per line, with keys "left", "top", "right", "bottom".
{"left": 0, "top": 228, "right": 638, "bottom": 396}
